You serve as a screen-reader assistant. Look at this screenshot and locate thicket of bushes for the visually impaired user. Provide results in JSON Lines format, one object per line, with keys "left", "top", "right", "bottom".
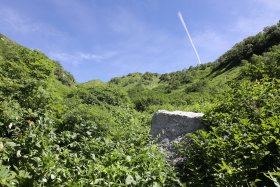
{"left": 0, "top": 34, "right": 180, "bottom": 186}
{"left": 178, "top": 45, "right": 280, "bottom": 186}
{"left": 0, "top": 22, "right": 280, "bottom": 186}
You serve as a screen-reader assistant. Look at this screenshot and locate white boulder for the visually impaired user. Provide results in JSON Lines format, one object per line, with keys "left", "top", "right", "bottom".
{"left": 150, "top": 110, "right": 205, "bottom": 142}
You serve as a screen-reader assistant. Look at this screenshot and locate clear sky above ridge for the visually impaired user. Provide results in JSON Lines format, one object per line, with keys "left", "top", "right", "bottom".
{"left": 0, "top": 0, "right": 279, "bottom": 82}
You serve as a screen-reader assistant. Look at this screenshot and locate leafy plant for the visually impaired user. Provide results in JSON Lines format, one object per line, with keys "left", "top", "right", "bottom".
{"left": 179, "top": 78, "right": 280, "bottom": 186}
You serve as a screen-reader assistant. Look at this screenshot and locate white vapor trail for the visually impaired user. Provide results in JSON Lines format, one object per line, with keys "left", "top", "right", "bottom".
{"left": 177, "top": 11, "right": 201, "bottom": 65}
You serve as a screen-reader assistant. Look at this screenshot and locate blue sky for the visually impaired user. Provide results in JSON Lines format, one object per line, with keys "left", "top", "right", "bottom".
{"left": 0, "top": 0, "right": 279, "bottom": 82}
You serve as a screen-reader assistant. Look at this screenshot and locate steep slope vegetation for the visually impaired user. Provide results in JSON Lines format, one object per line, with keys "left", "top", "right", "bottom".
{"left": 109, "top": 55, "right": 238, "bottom": 114}
{"left": 0, "top": 34, "right": 179, "bottom": 186}
{"left": 179, "top": 46, "right": 280, "bottom": 186}
{"left": 0, "top": 21, "right": 279, "bottom": 186}
{"left": 110, "top": 21, "right": 280, "bottom": 116}
{"left": 109, "top": 21, "right": 280, "bottom": 186}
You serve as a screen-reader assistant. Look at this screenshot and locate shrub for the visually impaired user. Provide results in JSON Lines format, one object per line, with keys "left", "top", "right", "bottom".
{"left": 179, "top": 79, "right": 280, "bottom": 186}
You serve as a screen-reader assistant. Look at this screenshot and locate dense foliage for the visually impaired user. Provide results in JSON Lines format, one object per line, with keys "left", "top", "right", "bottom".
{"left": 0, "top": 34, "right": 180, "bottom": 186}
{"left": 110, "top": 62, "right": 229, "bottom": 115}
{"left": 0, "top": 21, "right": 280, "bottom": 186}
{"left": 178, "top": 38, "right": 280, "bottom": 186}
{"left": 213, "top": 21, "right": 280, "bottom": 73}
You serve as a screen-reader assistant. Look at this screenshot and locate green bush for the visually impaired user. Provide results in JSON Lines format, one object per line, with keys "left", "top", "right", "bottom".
{"left": 241, "top": 45, "right": 280, "bottom": 80}
{"left": 179, "top": 79, "right": 280, "bottom": 186}
{"left": 185, "top": 79, "right": 207, "bottom": 93}
{"left": 71, "top": 84, "right": 132, "bottom": 108}
{"left": 132, "top": 91, "right": 169, "bottom": 112}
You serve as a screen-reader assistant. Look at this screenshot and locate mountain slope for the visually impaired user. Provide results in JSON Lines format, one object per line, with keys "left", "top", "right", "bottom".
{"left": 109, "top": 21, "right": 280, "bottom": 115}
{"left": 179, "top": 45, "right": 280, "bottom": 186}
{"left": 0, "top": 21, "right": 279, "bottom": 186}
{"left": 0, "top": 34, "right": 180, "bottom": 186}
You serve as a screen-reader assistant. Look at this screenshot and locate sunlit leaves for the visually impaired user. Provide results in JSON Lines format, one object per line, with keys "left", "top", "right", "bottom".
{"left": 180, "top": 78, "right": 280, "bottom": 186}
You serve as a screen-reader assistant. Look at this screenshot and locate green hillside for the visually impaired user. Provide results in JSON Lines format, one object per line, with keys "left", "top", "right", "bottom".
{"left": 109, "top": 21, "right": 280, "bottom": 117}
{"left": 0, "top": 33, "right": 180, "bottom": 186}
{"left": 109, "top": 51, "right": 239, "bottom": 114}
{"left": 0, "top": 21, "right": 279, "bottom": 186}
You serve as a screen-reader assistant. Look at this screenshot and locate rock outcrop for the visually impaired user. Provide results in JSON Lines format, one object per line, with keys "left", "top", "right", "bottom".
{"left": 150, "top": 110, "right": 205, "bottom": 142}
{"left": 150, "top": 110, "right": 205, "bottom": 165}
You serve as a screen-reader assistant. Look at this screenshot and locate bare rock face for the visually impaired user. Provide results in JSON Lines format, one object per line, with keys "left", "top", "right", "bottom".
{"left": 150, "top": 110, "right": 205, "bottom": 142}
{"left": 150, "top": 110, "right": 205, "bottom": 166}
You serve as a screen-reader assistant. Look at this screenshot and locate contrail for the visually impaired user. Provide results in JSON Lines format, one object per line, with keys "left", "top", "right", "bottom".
{"left": 177, "top": 11, "right": 201, "bottom": 65}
